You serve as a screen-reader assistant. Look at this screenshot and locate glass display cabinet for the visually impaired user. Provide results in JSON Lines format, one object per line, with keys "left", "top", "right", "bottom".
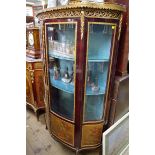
{"left": 37, "top": 0, "right": 126, "bottom": 152}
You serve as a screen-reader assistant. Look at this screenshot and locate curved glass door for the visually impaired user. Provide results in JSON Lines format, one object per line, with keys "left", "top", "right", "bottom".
{"left": 46, "top": 23, "right": 77, "bottom": 121}
{"left": 84, "top": 23, "right": 115, "bottom": 121}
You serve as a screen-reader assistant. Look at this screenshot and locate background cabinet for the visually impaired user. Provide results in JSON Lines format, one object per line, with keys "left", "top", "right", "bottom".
{"left": 108, "top": 75, "right": 129, "bottom": 126}
{"left": 37, "top": 1, "right": 126, "bottom": 151}
{"left": 26, "top": 58, "right": 45, "bottom": 119}
{"left": 105, "top": 0, "right": 129, "bottom": 76}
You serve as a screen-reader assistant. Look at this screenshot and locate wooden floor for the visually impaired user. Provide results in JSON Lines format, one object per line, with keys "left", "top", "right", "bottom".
{"left": 26, "top": 109, "right": 100, "bottom": 155}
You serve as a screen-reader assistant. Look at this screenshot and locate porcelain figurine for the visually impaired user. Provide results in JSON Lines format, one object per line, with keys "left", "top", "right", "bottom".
{"left": 53, "top": 66, "right": 59, "bottom": 80}
{"left": 91, "top": 75, "right": 100, "bottom": 92}
{"left": 92, "top": 84, "right": 100, "bottom": 92}
{"left": 62, "top": 67, "right": 71, "bottom": 83}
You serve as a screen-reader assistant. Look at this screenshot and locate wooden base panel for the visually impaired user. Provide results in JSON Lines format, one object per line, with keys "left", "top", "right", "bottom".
{"left": 81, "top": 123, "right": 103, "bottom": 147}
{"left": 50, "top": 131, "right": 102, "bottom": 153}
{"left": 50, "top": 113, "right": 74, "bottom": 146}
{"left": 50, "top": 132, "right": 76, "bottom": 151}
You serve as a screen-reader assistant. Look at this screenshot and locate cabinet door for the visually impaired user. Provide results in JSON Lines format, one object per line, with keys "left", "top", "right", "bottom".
{"left": 84, "top": 23, "right": 117, "bottom": 122}
{"left": 46, "top": 22, "right": 77, "bottom": 121}
{"left": 34, "top": 67, "right": 45, "bottom": 108}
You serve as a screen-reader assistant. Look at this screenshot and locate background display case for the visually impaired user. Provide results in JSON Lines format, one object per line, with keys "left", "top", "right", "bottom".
{"left": 108, "top": 75, "right": 129, "bottom": 127}
{"left": 37, "top": 1, "right": 125, "bottom": 152}
{"left": 26, "top": 57, "right": 45, "bottom": 120}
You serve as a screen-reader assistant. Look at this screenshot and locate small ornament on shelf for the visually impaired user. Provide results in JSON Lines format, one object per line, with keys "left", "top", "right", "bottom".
{"left": 49, "top": 40, "right": 74, "bottom": 58}
{"left": 53, "top": 65, "right": 59, "bottom": 80}
{"left": 62, "top": 67, "right": 71, "bottom": 83}
{"left": 91, "top": 84, "right": 100, "bottom": 92}
{"left": 91, "top": 75, "right": 100, "bottom": 92}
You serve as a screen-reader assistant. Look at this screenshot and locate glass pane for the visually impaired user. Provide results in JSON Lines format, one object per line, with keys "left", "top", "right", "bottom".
{"left": 84, "top": 24, "right": 113, "bottom": 121}
{"left": 47, "top": 23, "right": 76, "bottom": 121}
{"left": 50, "top": 86, "right": 74, "bottom": 120}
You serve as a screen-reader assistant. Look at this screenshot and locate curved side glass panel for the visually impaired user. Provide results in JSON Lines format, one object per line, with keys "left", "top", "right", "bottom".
{"left": 84, "top": 23, "right": 113, "bottom": 121}
{"left": 46, "top": 23, "right": 76, "bottom": 121}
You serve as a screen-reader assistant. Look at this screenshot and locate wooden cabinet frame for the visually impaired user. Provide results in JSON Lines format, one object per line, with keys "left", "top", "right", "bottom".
{"left": 37, "top": 2, "right": 126, "bottom": 151}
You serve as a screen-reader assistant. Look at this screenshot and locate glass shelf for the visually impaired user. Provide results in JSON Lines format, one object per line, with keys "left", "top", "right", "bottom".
{"left": 49, "top": 50, "right": 74, "bottom": 61}
{"left": 49, "top": 58, "right": 75, "bottom": 94}
{"left": 88, "top": 59, "right": 109, "bottom": 62}
{"left": 86, "top": 85, "right": 106, "bottom": 96}
{"left": 48, "top": 58, "right": 75, "bottom": 94}
{"left": 50, "top": 77, "right": 74, "bottom": 94}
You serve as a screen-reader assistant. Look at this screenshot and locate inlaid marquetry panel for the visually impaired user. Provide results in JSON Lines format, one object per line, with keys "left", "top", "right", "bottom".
{"left": 26, "top": 69, "right": 35, "bottom": 106}
{"left": 33, "top": 29, "right": 40, "bottom": 51}
{"left": 81, "top": 123, "right": 103, "bottom": 147}
{"left": 50, "top": 113, "right": 74, "bottom": 146}
{"left": 34, "top": 69, "right": 44, "bottom": 108}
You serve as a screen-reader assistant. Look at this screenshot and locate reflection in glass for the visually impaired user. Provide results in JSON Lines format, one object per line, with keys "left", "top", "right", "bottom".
{"left": 84, "top": 24, "right": 113, "bottom": 121}
{"left": 88, "top": 24, "right": 112, "bottom": 60}
{"left": 50, "top": 86, "right": 74, "bottom": 120}
{"left": 85, "top": 95, "right": 104, "bottom": 121}
{"left": 48, "top": 24, "right": 75, "bottom": 60}
{"left": 47, "top": 23, "right": 76, "bottom": 121}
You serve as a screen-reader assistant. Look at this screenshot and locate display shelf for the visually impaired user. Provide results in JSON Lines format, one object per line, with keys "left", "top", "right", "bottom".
{"left": 86, "top": 85, "right": 105, "bottom": 95}
{"left": 86, "top": 62, "right": 109, "bottom": 97}
{"left": 50, "top": 77, "right": 74, "bottom": 94}
{"left": 49, "top": 51, "right": 74, "bottom": 61}
{"left": 88, "top": 59, "right": 109, "bottom": 62}
{"left": 50, "top": 75, "right": 106, "bottom": 96}
{"left": 88, "top": 54, "right": 110, "bottom": 61}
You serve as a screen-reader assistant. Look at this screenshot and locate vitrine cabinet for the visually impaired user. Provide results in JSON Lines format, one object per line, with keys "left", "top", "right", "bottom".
{"left": 37, "top": 1, "right": 125, "bottom": 152}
